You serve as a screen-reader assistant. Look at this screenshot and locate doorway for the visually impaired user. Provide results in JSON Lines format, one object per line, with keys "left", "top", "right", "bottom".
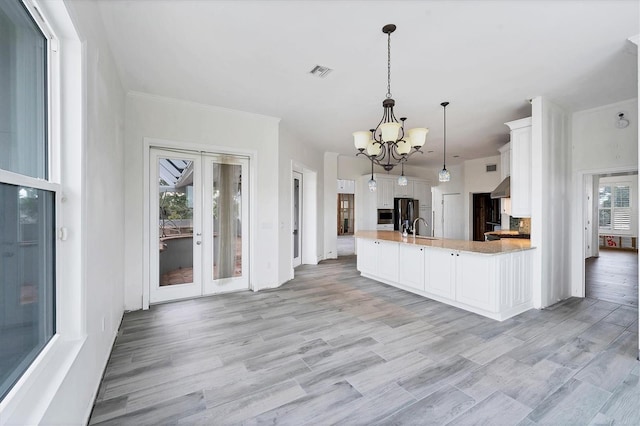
{"left": 293, "top": 171, "right": 302, "bottom": 268}
{"left": 338, "top": 194, "right": 354, "bottom": 235}
{"left": 150, "top": 148, "right": 249, "bottom": 304}
{"left": 582, "top": 171, "right": 638, "bottom": 307}
{"left": 472, "top": 193, "right": 501, "bottom": 241}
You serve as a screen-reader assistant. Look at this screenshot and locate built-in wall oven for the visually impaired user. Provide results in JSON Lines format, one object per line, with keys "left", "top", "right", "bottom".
{"left": 377, "top": 209, "right": 394, "bottom": 225}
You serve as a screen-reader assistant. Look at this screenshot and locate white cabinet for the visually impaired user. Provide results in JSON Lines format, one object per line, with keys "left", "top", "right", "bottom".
{"left": 456, "top": 252, "right": 496, "bottom": 312}
{"left": 506, "top": 117, "right": 532, "bottom": 217}
{"left": 376, "top": 240, "right": 399, "bottom": 283}
{"left": 356, "top": 238, "right": 399, "bottom": 283}
{"left": 394, "top": 180, "right": 414, "bottom": 198}
{"left": 356, "top": 238, "right": 377, "bottom": 275}
{"left": 398, "top": 244, "right": 425, "bottom": 291}
{"left": 357, "top": 237, "right": 534, "bottom": 321}
{"left": 426, "top": 248, "right": 456, "bottom": 299}
{"left": 376, "top": 177, "right": 395, "bottom": 209}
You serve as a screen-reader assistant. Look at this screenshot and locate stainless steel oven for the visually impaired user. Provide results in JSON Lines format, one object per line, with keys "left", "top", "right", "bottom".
{"left": 377, "top": 209, "right": 394, "bottom": 225}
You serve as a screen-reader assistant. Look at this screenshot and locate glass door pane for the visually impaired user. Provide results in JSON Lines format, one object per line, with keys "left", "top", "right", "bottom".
{"left": 203, "top": 155, "right": 248, "bottom": 293}
{"left": 150, "top": 150, "right": 202, "bottom": 303}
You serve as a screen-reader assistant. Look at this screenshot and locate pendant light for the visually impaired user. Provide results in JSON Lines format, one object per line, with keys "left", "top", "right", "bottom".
{"left": 397, "top": 161, "right": 408, "bottom": 186}
{"left": 368, "top": 160, "right": 377, "bottom": 192}
{"left": 438, "top": 101, "right": 451, "bottom": 183}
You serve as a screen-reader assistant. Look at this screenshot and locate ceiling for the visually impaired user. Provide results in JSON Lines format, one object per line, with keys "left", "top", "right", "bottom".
{"left": 96, "top": 0, "right": 638, "bottom": 168}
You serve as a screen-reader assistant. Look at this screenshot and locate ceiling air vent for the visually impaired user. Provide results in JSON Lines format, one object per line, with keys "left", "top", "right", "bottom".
{"left": 486, "top": 164, "right": 497, "bottom": 172}
{"left": 309, "top": 65, "right": 333, "bottom": 78}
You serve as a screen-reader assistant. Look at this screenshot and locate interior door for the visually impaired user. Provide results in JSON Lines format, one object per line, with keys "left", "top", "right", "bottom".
{"left": 202, "top": 155, "right": 249, "bottom": 294}
{"left": 150, "top": 149, "right": 202, "bottom": 303}
{"left": 293, "top": 171, "right": 302, "bottom": 268}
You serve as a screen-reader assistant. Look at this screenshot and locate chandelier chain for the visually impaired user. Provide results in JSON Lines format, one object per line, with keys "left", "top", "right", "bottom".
{"left": 386, "top": 31, "right": 392, "bottom": 99}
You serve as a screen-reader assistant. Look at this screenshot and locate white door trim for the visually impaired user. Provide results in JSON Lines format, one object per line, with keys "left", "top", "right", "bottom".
{"left": 292, "top": 170, "right": 303, "bottom": 268}
{"left": 571, "top": 166, "right": 638, "bottom": 299}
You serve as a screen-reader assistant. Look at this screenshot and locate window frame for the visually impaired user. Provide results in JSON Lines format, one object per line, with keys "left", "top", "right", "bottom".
{"left": 598, "top": 181, "right": 632, "bottom": 235}
{"left": 0, "top": 0, "right": 63, "bottom": 405}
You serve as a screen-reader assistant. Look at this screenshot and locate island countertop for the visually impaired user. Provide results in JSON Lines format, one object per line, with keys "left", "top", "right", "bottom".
{"left": 355, "top": 230, "right": 534, "bottom": 254}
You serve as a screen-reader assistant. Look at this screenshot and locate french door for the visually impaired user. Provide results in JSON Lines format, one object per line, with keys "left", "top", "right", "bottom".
{"left": 150, "top": 148, "right": 249, "bottom": 303}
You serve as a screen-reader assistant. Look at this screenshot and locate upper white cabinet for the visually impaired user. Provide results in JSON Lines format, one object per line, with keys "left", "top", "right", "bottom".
{"left": 394, "top": 180, "right": 414, "bottom": 198}
{"left": 376, "top": 176, "right": 395, "bottom": 209}
{"left": 506, "top": 117, "right": 532, "bottom": 217}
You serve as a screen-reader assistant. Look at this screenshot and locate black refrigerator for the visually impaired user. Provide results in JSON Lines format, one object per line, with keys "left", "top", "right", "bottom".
{"left": 394, "top": 198, "right": 419, "bottom": 233}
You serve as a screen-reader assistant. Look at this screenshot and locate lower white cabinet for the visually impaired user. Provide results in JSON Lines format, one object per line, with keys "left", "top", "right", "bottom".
{"left": 356, "top": 238, "right": 377, "bottom": 275}
{"left": 398, "top": 244, "right": 425, "bottom": 291}
{"left": 376, "top": 240, "right": 399, "bottom": 283}
{"left": 426, "top": 248, "right": 456, "bottom": 299}
{"left": 357, "top": 238, "right": 399, "bottom": 283}
{"left": 456, "top": 252, "right": 496, "bottom": 312}
{"left": 357, "top": 237, "right": 534, "bottom": 321}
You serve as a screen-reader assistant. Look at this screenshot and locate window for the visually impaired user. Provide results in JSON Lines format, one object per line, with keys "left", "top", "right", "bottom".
{"left": 599, "top": 182, "right": 632, "bottom": 232}
{"left": 0, "top": 0, "right": 57, "bottom": 401}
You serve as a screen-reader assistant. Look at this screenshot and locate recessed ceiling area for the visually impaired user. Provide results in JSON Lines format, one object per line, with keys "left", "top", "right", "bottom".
{"left": 96, "top": 0, "right": 638, "bottom": 168}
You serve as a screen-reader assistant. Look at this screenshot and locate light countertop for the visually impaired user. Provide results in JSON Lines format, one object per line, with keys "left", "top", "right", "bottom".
{"left": 355, "top": 230, "right": 534, "bottom": 254}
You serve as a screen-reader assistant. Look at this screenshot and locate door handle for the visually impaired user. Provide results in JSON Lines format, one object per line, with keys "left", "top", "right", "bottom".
{"left": 196, "top": 241, "right": 202, "bottom": 245}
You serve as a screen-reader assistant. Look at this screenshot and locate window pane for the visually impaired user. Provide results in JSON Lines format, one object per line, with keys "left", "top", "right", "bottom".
{"left": 0, "top": 183, "right": 55, "bottom": 400}
{"left": 599, "top": 209, "right": 611, "bottom": 229}
{"left": 598, "top": 185, "right": 611, "bottom": 208}
{"left": 0, "top": 0, "right": 47, "bottom": 179}
{"left": 614, "top": 185, "right": 630, "bottom": 208}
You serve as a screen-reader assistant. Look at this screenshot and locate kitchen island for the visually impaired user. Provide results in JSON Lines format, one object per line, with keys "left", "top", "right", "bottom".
{"left": 355, "top": 230, "right": 535, "bottom": 321}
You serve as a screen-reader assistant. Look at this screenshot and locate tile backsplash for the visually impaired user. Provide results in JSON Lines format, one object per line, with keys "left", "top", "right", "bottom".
{"left": 510, "top": 217, "right": 531, "bottom": 234}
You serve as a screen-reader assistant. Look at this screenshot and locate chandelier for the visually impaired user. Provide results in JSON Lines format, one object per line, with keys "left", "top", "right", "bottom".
{"left": 353, "top": 24, "right": 429, "bottom": 175}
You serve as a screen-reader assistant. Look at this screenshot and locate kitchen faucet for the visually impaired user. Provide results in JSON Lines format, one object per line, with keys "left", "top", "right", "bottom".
{"left": 412, "top": 217, "right": 430, "bottom": 239}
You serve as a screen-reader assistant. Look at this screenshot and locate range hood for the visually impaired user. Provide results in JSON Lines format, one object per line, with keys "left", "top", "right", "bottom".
{"left": 490, "top": 176, "right": 510, "bottom": 199}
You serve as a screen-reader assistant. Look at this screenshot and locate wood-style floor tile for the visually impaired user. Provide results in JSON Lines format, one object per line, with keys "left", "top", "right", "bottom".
{"left": 88, "top": 256, "right": 638, "bottom": 425}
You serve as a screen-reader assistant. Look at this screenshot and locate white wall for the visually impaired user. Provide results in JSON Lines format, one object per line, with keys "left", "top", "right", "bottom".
{"left": 463, "top": 155, "right": 502, "bottom": 239}
{"left": 3, "top": 0, "right": 127, "bottom": 424}
{"left": 278, "top": 123, "right": 324, "bottom": 281}
{"left": 569, "top": 98, "right": 638, "bottom": 299}
{"left": 123, "top": 93, "right": 280, "bottom": 310}
{"left": 531, "top": 96, "right": 572, "bottom": 308}
{"left": 324, "top": 152, "right": 339, "bottom": 259}
{"left": 572, "top": 98, "right": 638, "bottom": 172}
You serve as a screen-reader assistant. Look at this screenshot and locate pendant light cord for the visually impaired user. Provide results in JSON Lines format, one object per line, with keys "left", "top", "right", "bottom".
{"left": 441, "top": 102, "right": 449, "bottom": 169}
{"left": 386, "top": 31, "right": 392, "bottom": 99}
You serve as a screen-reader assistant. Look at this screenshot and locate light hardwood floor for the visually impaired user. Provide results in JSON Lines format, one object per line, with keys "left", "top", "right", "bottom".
{"left": 586, "top": 249, "right": 638, "bottom": 307}
{"left": 90, "top": 257, "right": 639, "bottom": 425}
